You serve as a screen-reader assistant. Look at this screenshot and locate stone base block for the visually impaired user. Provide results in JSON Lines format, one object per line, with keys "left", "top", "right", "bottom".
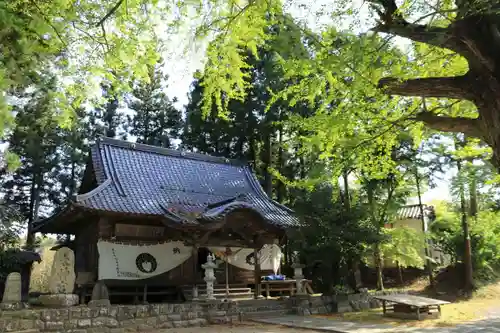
{"left": 88, "top": 299, "right": 111, "bottom": 308}
{"left": 39, "top": 294, "right": 79, "bottom": 307}
{"left": 0, "top": 302, "right": 26, "bottom": 310}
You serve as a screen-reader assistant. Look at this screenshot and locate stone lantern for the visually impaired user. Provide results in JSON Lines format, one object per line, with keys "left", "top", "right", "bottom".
{"left": 202, "top": 253, "right": 218, "bottom": 300}
{"left": 292, "top": 262, "right": 305, "bottom": 295}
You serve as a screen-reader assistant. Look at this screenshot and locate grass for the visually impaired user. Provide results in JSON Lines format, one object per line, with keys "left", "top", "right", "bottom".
{"left": 315, "top": 282, "right": 500, "bottom": 328}
{"left": 29, "top": 246, "right": 55, "bottom": 292}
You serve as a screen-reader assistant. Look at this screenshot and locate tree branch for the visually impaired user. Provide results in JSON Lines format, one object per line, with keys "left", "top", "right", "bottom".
{"left": 412, "top": 112, "right": 482, "bottom": 137}
{"left": 373, "top": 24, "right": 460, "bottom": 53}
{"left": 96, "top": 0, "right": 124, "bottom": 27}
{"left": 369, "top": 0, "right": 464, "bottom": 54}
{"left": 378, "top": 75, "right": 473, "bottom": 100}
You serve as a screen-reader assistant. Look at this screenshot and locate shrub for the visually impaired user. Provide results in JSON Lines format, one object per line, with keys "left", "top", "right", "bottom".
{"left": 431, "top": 208, "right": 500, "bottom": 280}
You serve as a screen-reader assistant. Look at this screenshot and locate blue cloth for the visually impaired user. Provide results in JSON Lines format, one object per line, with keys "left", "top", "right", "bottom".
{"left": 263, "top": 274, "right": 285, "bottom": 281}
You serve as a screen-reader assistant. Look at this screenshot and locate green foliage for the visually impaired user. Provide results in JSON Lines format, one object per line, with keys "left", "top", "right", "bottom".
{"left": 183, "top": 16, "right": 319, "bottom": 196}
{"left": 1, "top": 151, "right": 21, "bottom": 173}
{"left": 1, "top": 75, "right": 64, "bottom": 223}
{"left": 0, "top": 250, "right": 23, "bottom": 282}
{"left": 1, "top": 0, "right": 162, "bottom": 147}
{"left": 290, "top": 184, "right": 381, "bottom": 292}
{"left": 127, "top": 61, "right": 183, "bottom": 148}
{"left": 0, "top": 210, "right": 21, "bottom": 251}
{"left": 431, "top": 203, "right": 500, "bottom": 279}
{"left": 0, "top": 205, "right": 23, "bottom": 281}
{"left": 382, "top": 227, "right": 425, "bottom": 269}
{"left": 0, "top": 73, "right": 100, "bottom": 242}
{"left": 90, "top": 84, "right": 128, "bottom": 140}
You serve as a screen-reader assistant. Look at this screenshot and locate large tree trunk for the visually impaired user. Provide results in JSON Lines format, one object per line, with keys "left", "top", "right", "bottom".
{"left": 343, "top": 169, "right": 363, "bottom": 290}
{"left": 396, "top": 261, "right": 404, "bottom": 285}
{"left": 263, "top": 128, "right": 273, "bottom": 196}
{"left": 368, "top": 0, "right": 500, "bottom": 168}
{"left": 415, "top": 168, "right": 435, "bottom": 288}
{"left": 468, "top": 166, "right": 478, "bottom": 218}
{"left": 374, "top": 244, "right": 384, "bottom": 291}
{"left": 26, "top": 172, "right": 41, "bottom": 250}
{"left": 276, "top": 126, "right": 285, "bottom": 203}
{"left": 455, "top": 138, "right": 474, "bottom": 293}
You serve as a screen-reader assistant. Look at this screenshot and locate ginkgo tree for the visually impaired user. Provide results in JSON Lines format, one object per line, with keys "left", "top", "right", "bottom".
{"left": 1, "top": 0, "right": 163, "bottom": 137}
{"left": 4, "top": 0, "right": 500, "bottom": 172}
{"left": 186, "top": 0, "right": 500, "bottom": 169}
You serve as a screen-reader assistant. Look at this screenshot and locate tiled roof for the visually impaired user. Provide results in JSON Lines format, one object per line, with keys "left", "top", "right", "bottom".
{"left": 396, "top": 204, "right": 435, "bottom": 220}
{"left": 72, "top": 137, "right": 298, "bottom": 227}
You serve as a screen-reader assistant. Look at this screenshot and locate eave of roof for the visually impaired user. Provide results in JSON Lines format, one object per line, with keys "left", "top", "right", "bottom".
{"left": 395, "top": 204, "right": 435, "bottom": 221}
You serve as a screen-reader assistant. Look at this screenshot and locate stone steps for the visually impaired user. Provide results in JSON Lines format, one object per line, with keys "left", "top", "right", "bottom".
{"left": 184, "top": 292, "right": 254, "bottom": 300}
{"left": 182, "top": 284, "right": 253, "bottom": 300}
{"left": 183, "top": 283, "right": 248, "bottom": 289}
{"left": 182, "top": 286, "right": 251, "bottom": 292}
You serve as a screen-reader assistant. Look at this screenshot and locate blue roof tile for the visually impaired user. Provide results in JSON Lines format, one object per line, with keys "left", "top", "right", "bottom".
{"left": 75, "top": 137, "right": 298, "bottom": 228}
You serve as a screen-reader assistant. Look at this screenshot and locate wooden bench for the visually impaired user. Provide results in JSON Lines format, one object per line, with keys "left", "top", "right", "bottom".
{"left": 373, "top": 294, "right": 450, "bottom": 320}
{"left": 260, "top": 279, "right": 314, "bottom": 298}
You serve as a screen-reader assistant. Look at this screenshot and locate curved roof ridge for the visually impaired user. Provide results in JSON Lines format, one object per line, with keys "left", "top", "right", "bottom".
{"left": 242, "top": 165, "right": 269, "bottom": 197}
{"left": 269, "top": 199, "right": 295, "bottom": 214}
{"left": 75, "top": 178, "right": 113, "bottom": 203}
{"left": 91, "top": 139, "right": 107, "bottom": 184}
{"left": 202, "top": 201, "right": 264, "bottom": 220}
{"left": 101, "top": 144, "right": 127, "bottom": 197}
{"left": 241, "top": 166, "right": 295, "bottom": 213}
{"left": 99, "top": 136, "right": 247, "bottom": 166}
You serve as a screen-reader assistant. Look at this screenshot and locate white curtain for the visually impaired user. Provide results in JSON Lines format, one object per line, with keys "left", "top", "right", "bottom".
{"left": 97, "top": 240, "right": 192, "bottom": 280}
{"left": 208, "top": 244, "right": 282, "bottom": 274}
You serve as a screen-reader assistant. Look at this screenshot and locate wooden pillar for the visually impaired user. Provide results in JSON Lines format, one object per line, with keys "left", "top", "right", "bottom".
{"left": 192, "top": 243, "right": 199, "bottom": 298}
{"left": 253, "top": 247, "right": 262, "bottom": 299}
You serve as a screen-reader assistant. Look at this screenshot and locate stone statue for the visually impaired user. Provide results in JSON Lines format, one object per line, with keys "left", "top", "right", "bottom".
{"left": 39, "top": 247, "right": 78, "bottom": 307}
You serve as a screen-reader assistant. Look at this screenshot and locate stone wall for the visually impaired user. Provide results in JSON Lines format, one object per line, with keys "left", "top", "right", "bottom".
{"left": 0, "top": 300, "right": 290, "bottom": 333}
{"left": 290, "top": 289, "right": 409, "bottom": 316}
{"left": 0, "top": 291, "right": 410, "bottom": 332}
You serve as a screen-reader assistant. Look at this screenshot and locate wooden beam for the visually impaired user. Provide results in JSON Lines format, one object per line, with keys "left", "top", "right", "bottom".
{"left": 198, "top": 230, "right": 214, "bottom": 245}
{"left": 192, "top": 244, "right": 199, "bottom": 280}
{"left": 253, "top": 247, "right": 262, "bottom": 299}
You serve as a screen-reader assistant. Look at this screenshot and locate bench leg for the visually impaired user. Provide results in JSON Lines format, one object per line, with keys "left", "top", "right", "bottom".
{"left": 382, "top": 301, "right": 386, "bottom": 314}
{"left": 143, "top": 285, "right": 148, "bottom": 304}
{"left": 416, "top": 307, "right": 421, "bottom": 320}
{"left": 266, "top": 284, "right": 270, "bottom": 299}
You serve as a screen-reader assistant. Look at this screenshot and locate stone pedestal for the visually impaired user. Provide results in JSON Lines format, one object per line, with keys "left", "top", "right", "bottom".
{"left": 39, "top": 247, "right": 78, "bottom": 307}
{"left": 88, "top": 281, "right": 110, "bottom": 307}
{"left": 39, "top": 294, "right": 79, "bottom": 307}
{"left": 202, "top": 254, "right": 217, "bottom": 300}
{"left": 292, "top": 263, "right": 305, "bottom": 295}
